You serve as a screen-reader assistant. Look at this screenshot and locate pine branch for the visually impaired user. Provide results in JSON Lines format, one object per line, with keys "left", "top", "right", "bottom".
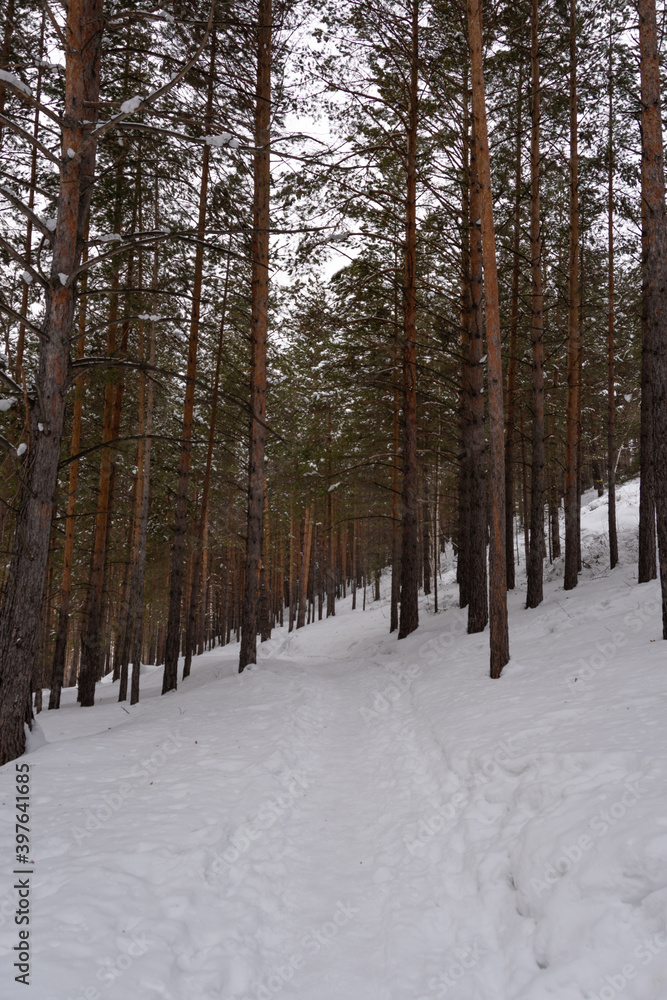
{"left": 90, "top": 0, "right": 216, "bottom": 143}
{"left": 0, "top": 114, "right": 61, "bottom": 165}
{"left": 0, "top": 185, "right": 55, "bottom": 242}
{"left": 0, "top": 299, "right": 45, "bottom": 341}
{"left": 0, "top": 235, "right": 46, "bottom": 287}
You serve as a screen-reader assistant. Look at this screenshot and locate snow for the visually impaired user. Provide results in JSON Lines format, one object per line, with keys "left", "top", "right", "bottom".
{"left": 15, "top": 442, "right": 27, "bottom": 456}
{"left": 2, "top": 480, "right": 667, "bottom": 1000}
{"left": 205, "top": 133, "right": 243, "bottom": 150}
{"left": 67, "top": 148, "right": 76, "bottom": 159}
{"left": 58, "top": 273, "right": 68, "bottom": 286}
{"left": 0, "top": 397, "right": 16, "bottom": 411}
{"left": 0, "top": 69, "right": 32, "bottom": 97}
{"left": 21, "top": 270, "right": 33, "bottom": 285}
{"left": 120, "top": 96, "right": 144, "bottom": 114}
{"left": 97, "top": 234, "right": 123, "bottom": 243}
{"left": 206, "top": 133, "right": 232, "bottom": 147}
{"left": 42, "top": 218, "right": 57, "bottom": 233}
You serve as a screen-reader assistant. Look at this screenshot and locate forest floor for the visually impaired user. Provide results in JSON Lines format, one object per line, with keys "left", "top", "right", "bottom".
{"left": 2, "top": 479, "right": 667, "bottom": 1000}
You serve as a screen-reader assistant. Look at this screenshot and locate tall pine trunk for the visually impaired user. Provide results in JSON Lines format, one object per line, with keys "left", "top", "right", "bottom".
{"left": 505, "top": 67, "right": 523, "bottom": 592}
{"left": 564, "top": 0, "right": 580, "bottom": 591}
{"left": 458, "top": 74, "right": 471, "bottom": 609}
{"left": 79, "top": 223, "right": 134, "bottom": 705}
{"left": 638, "top": 100, "right": 658, "bottom": 582}
{"left": 398, "top": 0, "right": 420, "bottom": 639}
{"left": 48, "top": 259, "right": 87, "bottom": 709}
{"left": 184, "top": 237, "right": 230, "bottom": 678}
{"left": 162, "top": 40, "right": 215, "bottom": 692}
{"left": 239, "top": 0, "right": 272, "bottom": 671}
{"left": 607, "top": 13, "right": 618, "bottom": 570}
{"left": 526, "top": 0, "right": 545, "bottom": 609}
{"left": 638, "top": 0, "right": 667, "bottom": 636}
{"left": 467, "top": 120, "right": 488, "bottom": 634}
{"left": 0, "top": 0, "right": 104, "bottom": 763}
{"left": 468, "top": 0, "right": 510, "bottom": 677}
{"left": 390, "top": 315, "right": 401, "bottom": 630}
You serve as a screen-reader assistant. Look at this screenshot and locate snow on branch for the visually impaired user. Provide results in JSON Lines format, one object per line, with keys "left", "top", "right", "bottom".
{"left": 0, "top": 70, "right": 60, "bottom": 127}
{"left": 0, "top": 235, "right": 47, "bottom": 288}
{"left": 0, "top": 69, "right": 32, "bottom": 97}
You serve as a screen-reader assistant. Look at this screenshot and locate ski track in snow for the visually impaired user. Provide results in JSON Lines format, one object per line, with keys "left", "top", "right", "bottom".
{"left": 2, "top": 479, "right": 667, "bottom": 999}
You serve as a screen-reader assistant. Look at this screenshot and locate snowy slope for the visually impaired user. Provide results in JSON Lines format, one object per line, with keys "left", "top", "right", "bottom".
{"left": 1, "top": 479, "right": 667, "bottom": 1000}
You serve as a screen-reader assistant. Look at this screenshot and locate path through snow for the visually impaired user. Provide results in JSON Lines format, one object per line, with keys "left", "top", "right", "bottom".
{"left": 1, "top": 480, "right": 667, "bottom": 1000}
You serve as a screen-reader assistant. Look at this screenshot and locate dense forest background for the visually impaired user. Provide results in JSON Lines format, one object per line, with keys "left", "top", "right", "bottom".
{"left": 0, "top": 0, "right": 663, "bottom": 762}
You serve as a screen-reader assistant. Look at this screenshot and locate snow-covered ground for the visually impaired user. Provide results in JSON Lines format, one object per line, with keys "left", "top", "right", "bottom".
{"left": 2, "top": 479, "right": 667, "bottom": 1000}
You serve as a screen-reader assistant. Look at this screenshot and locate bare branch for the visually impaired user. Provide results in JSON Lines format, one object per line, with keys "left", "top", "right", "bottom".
{"left": 40, "top": 0, "right": 66, "bottom": 47}
{"left": 0, "top": 433, "right": 18, "bottom": 454}
{"left": 0, "top": 299, "right": 46, "bottom": 340}
{"left": 0, "top": 368, "right": 23, "bottom": 395}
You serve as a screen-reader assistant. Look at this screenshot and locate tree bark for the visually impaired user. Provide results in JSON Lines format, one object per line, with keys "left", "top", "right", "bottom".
{"left": 0, "top": 0, "right": 16, "bottom": 149}
{"left": 129, "top": 306, "right": 158, "bottom": 706}
{"left": 297, "top": 507, "right": 313, "bottom": 629}
{"left": 398, "top": 0, "right": 420, "bottom": 640}
{"left": 638, "top": 0, "right": 667, "bottom": 637}
{"left": 15, "top": 13, "right": 45, "bottom": 376}
{"left": 607, "top": 20, "right": 618, "bottom": 570}
{"left": 638, "top": 92, "right": 658, "bottom": 583}
{"left": 467, "top": 121, "right": 488, "bottom": 634}
{"left": 239, "top": 0, "right": 271, "bottom": 671}
{"left": 458, "top": 73, "right": 471, "bottom": 609}
{"left": 0, "top": 0, "right": 104, "bottom": 763}
{"left": 48, "top": 253, "right": 87, "bottom": 709}
{"left": 79, "top": 224, "right": 134, "bottom": 705}
{"left": 564, "top": 0, "right": 580, "bottom": 591}
{"left": 183, "top": 235, "right": 230, "bottom": 679}
{"left": 468, "top": 0, "right": 509, "bottom": 677}
{"left": 505, "top": 66, "right": 523, "bottom": 592}
{"left": 390, "top": 300, "right": 401, "bottom": 629}
{"left": 163, "top": 39, "right": 216, "bottom": 692}
{"left": 526, "top": 0, "right": 545, "bottom": 609}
